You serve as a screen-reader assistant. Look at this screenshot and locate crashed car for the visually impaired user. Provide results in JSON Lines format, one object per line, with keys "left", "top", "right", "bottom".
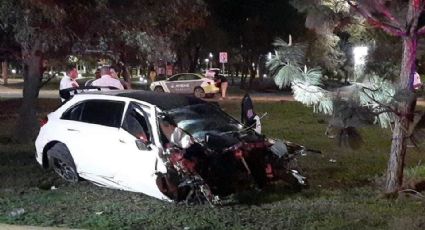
{"left": 150, "top": 73, "right": 219, "bottom": 98}
{"left": 35, "top": 90, "right": 312, "bottom": 204}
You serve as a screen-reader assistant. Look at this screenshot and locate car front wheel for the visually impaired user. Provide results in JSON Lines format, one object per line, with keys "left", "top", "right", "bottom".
{"left": 194, "top": 87, "right": 205, "bottom": 98}
{"left": 47, "top": 143, "right": 79, "bottom": 183}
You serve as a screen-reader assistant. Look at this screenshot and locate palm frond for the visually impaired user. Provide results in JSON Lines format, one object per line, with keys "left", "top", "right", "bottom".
{"left": 270, "top": 37, "right": 306, "bottom": 65}
{"left": 273, "top": 63, "right": 301, "bottom": 89}
{"left": 292, "top": 80, "right": 333, "bottom": 115}
{"left": 272, "top": 37, "right": 289, "bottom": 48}
{"left": 301, "top": 67, "right": 323, "bottom": 86}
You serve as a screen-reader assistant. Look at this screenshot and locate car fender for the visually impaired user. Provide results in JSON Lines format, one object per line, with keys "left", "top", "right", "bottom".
{"left": 151, "top": 81, "right": 171, "bottom": 93}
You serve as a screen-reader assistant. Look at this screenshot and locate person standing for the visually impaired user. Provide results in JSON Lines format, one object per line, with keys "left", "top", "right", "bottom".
{"left": 149, "top": 66, "right": 157, "bottom": 82}
{"left": 118, "top": 61, "right": 132, "bottom": 89}
{"left": 413, "top": 71, "right": 423, "bottom": 90}
{"left": 60, "top": 65, "right": 79, "bottom": 90}
{"left": 413, "top": 60, "right": 423, "bottom": 91}
{"left": 214, "top": 72, "right": 228, "bottom": 100}
{"left": 92, "top": 66, "right": 124, "bottom": 90}
{"left": 84, "top": 68, "right": 101, "bottom": 86}
{"left": 110, "top": 66, "right": 130, "bottom": 89}
{"left": 59, "top": 65, "right": 79, "bottom": 101}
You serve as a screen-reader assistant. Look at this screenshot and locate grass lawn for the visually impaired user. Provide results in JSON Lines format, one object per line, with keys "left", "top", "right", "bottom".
{"left": 1, "top": 99, "right": 425, "bottom": 229}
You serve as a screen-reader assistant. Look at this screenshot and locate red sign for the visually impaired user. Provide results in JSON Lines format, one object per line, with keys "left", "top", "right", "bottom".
{"left": 219, "top": 52, "right": 228, "bottom": 63}
{"left": 166, "top": 65, "right": 173, "bottom": 76}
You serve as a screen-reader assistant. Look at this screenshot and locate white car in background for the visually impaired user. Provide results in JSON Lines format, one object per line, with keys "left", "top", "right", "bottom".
{"left": 149, "top": 73, "right": 219, "bottom": 98}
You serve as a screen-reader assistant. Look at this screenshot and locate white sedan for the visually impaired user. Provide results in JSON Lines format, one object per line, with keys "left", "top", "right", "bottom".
{"left": 35, "top": 90, "right": 308, "bottom": 204}
{"left": 150, "top": 73, "right": 219, "bottom": 98}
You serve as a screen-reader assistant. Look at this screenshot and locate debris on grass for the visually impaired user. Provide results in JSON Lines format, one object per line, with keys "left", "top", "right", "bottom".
{"left": 8, "top": 208, "right": 25, "bottom": 218}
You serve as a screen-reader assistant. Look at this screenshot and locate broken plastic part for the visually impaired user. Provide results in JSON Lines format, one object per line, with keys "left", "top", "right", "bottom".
{"left": 270, "top": 139, "right": 288, "bottom": 158}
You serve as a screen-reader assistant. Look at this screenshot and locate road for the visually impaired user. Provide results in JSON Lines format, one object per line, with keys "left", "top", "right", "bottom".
{"left": 1, "top": 81, "right": 425, "bottom": 106}
{"left": 0, "top": 82, "right": 295, "bottom": 102}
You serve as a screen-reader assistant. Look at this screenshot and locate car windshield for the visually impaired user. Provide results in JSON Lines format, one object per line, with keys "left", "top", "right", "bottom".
{"left": 166, "top": 103, "right": 243, "bottom": 140}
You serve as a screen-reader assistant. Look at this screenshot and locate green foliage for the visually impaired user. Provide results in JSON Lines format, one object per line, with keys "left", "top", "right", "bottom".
{"left": 404, "top": 164, "right": 425, "bottom": 182}
{"left": 271, "top": 38, "right": 307, "bottom": 65}
{"left": 268, "top": 34, "right": 396, "bottom": 129}
{"left": 306, "top": 34, "right": 346, "bottom": 76}
{"left": 270, "top": 63, "right": 301, "bottom": 89}
{"left": 266, "top": 37, "right": 307, "bottom": 89}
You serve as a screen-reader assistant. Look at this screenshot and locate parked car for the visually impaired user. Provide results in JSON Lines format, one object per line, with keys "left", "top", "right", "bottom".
{"left": 149, "top": 73, "right": 219, "bottom": 98}
{"left": 205, "top": 68, "right": 221, "bottom": 79}
{"left": 35, "top": 90, "right": 311, "bottom": 205}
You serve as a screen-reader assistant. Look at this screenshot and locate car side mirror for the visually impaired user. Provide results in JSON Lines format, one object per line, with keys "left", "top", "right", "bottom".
{"left": 135, "top": 139, "right": 152, "bottom": 151}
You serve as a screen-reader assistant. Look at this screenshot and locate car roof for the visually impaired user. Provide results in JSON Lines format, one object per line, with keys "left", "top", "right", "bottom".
{"left": 83, "top": 90, "right": 207, "bottom": 110}
{"left": 168, "top": 73, "right": 203, "bottom": 78}
{"left": 171, "top": 72, "right": 203, "bottom": 76}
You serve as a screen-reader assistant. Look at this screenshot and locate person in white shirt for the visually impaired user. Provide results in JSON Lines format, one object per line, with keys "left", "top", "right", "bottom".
{"left": 92, "top": 66, "right": 124, "bottom": 90}
{"left": 59, "top": 66, "right": 79, "bottom": 101}
{"left": 413, "top": 72, "right": 423, "bottom": 90}
{"left": 59, "top": 66, "right": 79, "bottom": 90}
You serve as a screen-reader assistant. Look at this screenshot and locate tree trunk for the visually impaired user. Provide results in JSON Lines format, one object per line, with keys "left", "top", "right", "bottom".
{"left": 385, "top": 36, "right": 416, "bottom": 193}
{"left": 248, "top": 65, "right": 256, "bottom": 90}
{"left": 189, "top": 45, "right": 200, "bottom": 73}
{"left": 1, "top": 61, "right": 8, "bottom": 85}
{"left": 13, "top": 49, "right": 42, "bottom": 143}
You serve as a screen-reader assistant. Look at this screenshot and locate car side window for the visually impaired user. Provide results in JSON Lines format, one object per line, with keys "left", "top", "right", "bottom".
{"left": 176, "top": 74, "right": 186, "bottom": 81}
{"left": 122, "top": 104, "right": 151, "bottom": 141}
{"left": 62, "top": 100, "right": 125, "bottom": 128}
{"left": 185, "top": 74, "right": 199, "bottom": 80}
{"left": 61, "top": 103, "right": 84, "bottom": 121}
{"left": 168, "top": 75, "right": 180, "bottom": 81}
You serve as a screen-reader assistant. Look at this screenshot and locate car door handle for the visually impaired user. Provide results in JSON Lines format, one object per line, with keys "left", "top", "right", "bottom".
{"left": 119, "top": 139, "right": 126, "bottom": 143}
{"left": 67, "top": 128, "right": 80, "bottom": 132}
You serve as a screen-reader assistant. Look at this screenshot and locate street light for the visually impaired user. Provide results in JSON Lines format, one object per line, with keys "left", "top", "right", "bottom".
{"left": 204, "top": 58, "right": 209, "bottom": 70}
{"left": 353, "top": 46, "right": 368, "bottom": 66}
{"left": 209, "top": 53, "right": 213, "bottom": 68}
{"left": 353, "top": 46, "right": 368, "bottom": 81}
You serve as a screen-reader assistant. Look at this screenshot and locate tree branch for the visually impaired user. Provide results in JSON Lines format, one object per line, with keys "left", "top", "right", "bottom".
{"left": 418, "top": 25, "right": 425, "bottom": 36}
{"left": 345, "top": 0, "right": 406, "bottom": 37}
{"left": 374, "top": 0, "right": 403, "bottom": 28}
{"left": 360, "top": 87, "right": 398, "bottom": 116}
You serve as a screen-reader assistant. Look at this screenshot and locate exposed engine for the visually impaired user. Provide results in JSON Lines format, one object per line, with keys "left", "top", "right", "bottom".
{"left": 155, "top": 129, "right": 316, "bottom": 205}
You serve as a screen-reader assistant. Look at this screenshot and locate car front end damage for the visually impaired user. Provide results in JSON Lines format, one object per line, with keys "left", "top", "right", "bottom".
{"left": 154, "top": 127, "right": 313, "bottom": 205}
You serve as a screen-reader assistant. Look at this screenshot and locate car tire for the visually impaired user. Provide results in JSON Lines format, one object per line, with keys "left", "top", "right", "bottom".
{"left": 47, "top": 143, "right": 79, "bottom": 183}
{"left": 194, "top": 87, "right": 205, "bottom": 98}
{"left": 154, "top": 86, "right": 164, "bottom": 93}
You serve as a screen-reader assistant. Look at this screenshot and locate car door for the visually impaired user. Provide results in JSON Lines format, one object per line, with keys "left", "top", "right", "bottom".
{"left": 113, "top": 102, "right": 169, "bottom": 200}
{"left": 60, "top": 99, "right": 126, "bottom": 187}
{"left": 164, "top": 74, "right": 181, "bottom": 93}
{"left": 166, "top": 74, "right": 191, "bottom": 94}
{"left": 184, "top": 74, "right": 203, "bottom": 93}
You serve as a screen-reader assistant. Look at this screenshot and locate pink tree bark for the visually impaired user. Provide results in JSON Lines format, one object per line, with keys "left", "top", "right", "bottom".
{"left": 346, "top": 0, "right": 425, "bottom": 193}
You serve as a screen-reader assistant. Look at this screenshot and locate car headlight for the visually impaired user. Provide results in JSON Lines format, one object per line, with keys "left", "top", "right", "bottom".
{"left": 140, "top": 78, "right": 148, "bottom": 84}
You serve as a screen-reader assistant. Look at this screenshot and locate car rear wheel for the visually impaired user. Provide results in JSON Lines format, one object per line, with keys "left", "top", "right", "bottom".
{"left": 194, "top": 87, "right": 205, "bottom": 98}
{"left": 154, "top": 86, "right": 164, "bottom": 93}
{"left": 47, "top": 143, "right": 79, "bottom": 183}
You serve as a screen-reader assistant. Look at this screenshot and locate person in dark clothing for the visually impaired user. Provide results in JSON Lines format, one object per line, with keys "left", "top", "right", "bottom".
{"left": 241, "top": 93, "right": 262, "bottom": 133}
{"left": 214, "top": 72, "right": 228, "bottom": 100}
